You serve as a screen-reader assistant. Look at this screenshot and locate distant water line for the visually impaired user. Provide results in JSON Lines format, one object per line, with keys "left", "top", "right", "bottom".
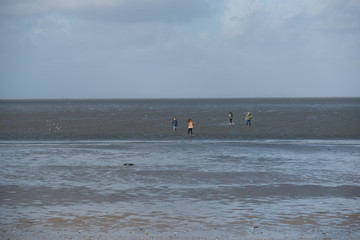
{"left": 0, "top": 98, "right": 359, "bottom": 140}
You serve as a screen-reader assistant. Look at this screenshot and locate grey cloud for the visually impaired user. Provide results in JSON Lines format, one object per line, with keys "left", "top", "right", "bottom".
{"left": 0, "top": 0, "right": 215, "bottom": 24}
{"left": 221, "top": 0, "right": 360, "bottom": 39}
{"left": 1, "top": 0, "right": 359, "bottom": 99}
{"left": 78, "top": 0, "right": 214, "bottom": 24}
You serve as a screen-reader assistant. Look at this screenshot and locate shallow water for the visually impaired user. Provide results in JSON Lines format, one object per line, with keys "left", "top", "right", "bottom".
{"left": 1, "top": 98, "right": 359, "bottom": 140}
{"left": 1, "top": 139, "right": 360, "bottom": 239}
{"left": 0, "top": 99, "right": 360, "bottom": 239}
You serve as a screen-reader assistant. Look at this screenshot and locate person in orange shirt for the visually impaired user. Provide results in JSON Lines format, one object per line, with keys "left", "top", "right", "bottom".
{"left": 187, "top": 119, "right": 194, "bottom": 135}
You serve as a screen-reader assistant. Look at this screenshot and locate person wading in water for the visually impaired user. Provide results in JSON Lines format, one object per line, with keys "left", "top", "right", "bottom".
{"left": 229, "top": 112, "right": 233, "bottom": 125}
{"left": 245, "top": 112, "right": 252, "bottom": 127}
{"left": 187, "top": 119, "right": 194, "bottom": 135}
{"left": 171, "top": 118, "right": 178, "bottom": 132}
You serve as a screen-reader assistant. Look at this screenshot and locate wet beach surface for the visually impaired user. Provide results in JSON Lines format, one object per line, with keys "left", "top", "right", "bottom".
{"left": 1, "top": 140, "right": 360, "bottom": 239}
{"left": 1, "top": 98, "right": 360, "bottom": 239}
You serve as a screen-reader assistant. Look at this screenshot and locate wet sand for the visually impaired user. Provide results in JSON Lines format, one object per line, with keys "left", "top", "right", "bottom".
{"left": 2, "top": 211, "right": 360, "bottom": 239}
{"left": 1, "top": 99, "right": 359, "bottom": 239}
{"left": 1, "top": 140, "right": 360, "bottom": 240}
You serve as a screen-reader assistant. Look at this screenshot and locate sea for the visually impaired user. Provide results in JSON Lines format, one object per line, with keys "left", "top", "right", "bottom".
{"left": 0, "top": 98, "right": 359, "bottom": 239}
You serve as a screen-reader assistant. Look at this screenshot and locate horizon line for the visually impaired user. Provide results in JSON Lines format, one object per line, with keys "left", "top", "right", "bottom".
{"left": 1, "top": 96, "right": 360, "bottom": 101}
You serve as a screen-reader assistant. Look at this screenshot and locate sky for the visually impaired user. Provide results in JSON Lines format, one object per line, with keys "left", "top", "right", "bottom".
{"left": 0, "top": 0, "right": 359, "bottom": 99}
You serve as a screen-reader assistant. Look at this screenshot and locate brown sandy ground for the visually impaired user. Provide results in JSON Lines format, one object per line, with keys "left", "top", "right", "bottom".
{"left": 1, "top": 212, "right": 359, "bottom": 239}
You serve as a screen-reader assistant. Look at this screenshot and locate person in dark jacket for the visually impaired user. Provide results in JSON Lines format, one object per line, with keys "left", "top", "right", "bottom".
{"left": 171, "top": 118, "right": 178, "bottom": 132}
{"left": 228, "top": 112, "right": 233, "bottom": 125}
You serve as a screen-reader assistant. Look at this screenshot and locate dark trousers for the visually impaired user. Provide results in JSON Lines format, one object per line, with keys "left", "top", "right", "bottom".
{"left": 188, "top": 128, "right": 193, "bottom": 135}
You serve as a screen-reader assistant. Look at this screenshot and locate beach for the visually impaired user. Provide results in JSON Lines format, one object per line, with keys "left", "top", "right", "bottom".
{"left": 1, "top": 98, "right": 360, "bottom": 239}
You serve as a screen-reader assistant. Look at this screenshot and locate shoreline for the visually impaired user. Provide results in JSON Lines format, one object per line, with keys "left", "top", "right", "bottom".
{"left": 2, "top": 212, "right": 359, "bottom": 240}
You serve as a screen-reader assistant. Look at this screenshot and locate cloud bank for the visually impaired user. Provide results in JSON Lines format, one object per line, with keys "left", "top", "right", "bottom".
{"left": 0, "top": 0, "right": 359, "bottom": 98}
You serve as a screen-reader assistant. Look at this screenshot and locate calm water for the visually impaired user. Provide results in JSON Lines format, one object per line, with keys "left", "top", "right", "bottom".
{"left": 0, "top": 98, "right": 360, "bottom": 239}
{"left": 1, "top": 98, "right": 359, "bottom": 140}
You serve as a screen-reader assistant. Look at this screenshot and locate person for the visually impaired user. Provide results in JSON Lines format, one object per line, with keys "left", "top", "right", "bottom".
{"left": 187, "top": 119, "right": 194, "bottom": 135}
{"left": 171, "top": 118, "right": 178, "bottom": 132}
{"left": 228, "top": 112, "right": 233, "bottom": 125}
{"left": 245, "top": 112, "right": 252, "bottom": 127}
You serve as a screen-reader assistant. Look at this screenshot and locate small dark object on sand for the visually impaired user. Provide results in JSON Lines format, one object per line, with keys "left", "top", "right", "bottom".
{"left": 124, "top": 163, "right": 135, "bottom": 166}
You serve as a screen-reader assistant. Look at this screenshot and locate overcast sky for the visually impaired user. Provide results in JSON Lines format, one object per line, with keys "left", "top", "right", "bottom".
{"left": 1, "top": 0, "right": 359, "bottom": 99}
